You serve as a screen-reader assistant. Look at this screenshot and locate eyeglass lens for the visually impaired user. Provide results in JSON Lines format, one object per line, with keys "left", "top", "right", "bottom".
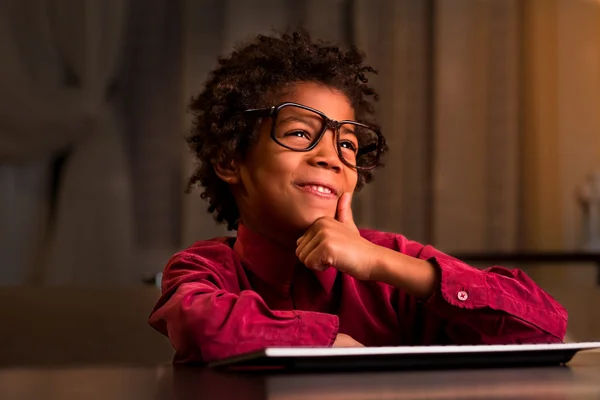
{"left": 272, "top": 104, "right": 379, "bottom": 168}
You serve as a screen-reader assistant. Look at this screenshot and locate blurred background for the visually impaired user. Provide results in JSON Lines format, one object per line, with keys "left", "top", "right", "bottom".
{"left": 1, "top": 0, "right": 600, "bottom": 365}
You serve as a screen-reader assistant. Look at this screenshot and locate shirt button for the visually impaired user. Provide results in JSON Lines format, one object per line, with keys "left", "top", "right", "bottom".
{"left": 457, "top": 291, "right": 468, "bottom": 301}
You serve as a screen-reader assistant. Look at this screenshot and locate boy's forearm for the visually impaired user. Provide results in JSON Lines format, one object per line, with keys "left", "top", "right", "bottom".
{"left": 369, "top": 246, "right": 440, "bottom": 300}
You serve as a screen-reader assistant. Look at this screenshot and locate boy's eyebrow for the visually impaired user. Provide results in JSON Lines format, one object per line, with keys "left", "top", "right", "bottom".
{"left": 277, "top": 115, "right": 321, "bottom": 129}
{"left": 339, "top": 126, "right": 357, "bottom": 135}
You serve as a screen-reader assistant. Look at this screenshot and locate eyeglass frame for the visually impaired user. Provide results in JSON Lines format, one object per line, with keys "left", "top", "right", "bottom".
{"left": 242, "top": 102, "right": 384, "bottom": 170}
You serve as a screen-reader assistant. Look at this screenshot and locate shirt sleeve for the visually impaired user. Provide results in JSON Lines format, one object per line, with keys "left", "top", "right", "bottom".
{"left": 148, "top": 243, "right": 339, "bottom": 364}
{"left": 400, "top": 238, "right": 568, "bottom": 345}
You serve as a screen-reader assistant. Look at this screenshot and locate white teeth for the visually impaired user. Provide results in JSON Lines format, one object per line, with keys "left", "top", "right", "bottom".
{"left": 310, "top": 185, "right": 332, "bottom": 194}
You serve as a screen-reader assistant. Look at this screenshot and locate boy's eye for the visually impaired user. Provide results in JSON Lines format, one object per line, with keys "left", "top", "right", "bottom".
{"left": 340, "top": 140, "right": 358, "bottom": 153}
{"left": 285, "top": 130, "right": 311, "bottom": 140}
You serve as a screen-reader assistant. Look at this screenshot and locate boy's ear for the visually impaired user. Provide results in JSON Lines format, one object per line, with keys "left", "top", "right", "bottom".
{"left": 213, "top": 158, "right": 240, "bottom": 184}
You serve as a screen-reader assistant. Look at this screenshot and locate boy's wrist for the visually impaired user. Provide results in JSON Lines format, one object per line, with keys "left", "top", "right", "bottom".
{"left": 368, "top": 246, "right": 403, "bottom": 283}
{"left": 369, "top": 246, "right": 439, "bottom": 300}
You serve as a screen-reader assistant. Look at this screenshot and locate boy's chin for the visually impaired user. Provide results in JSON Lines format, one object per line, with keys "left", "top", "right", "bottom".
{"left": 293, "top": 210, "right": 336, "bottom": 229}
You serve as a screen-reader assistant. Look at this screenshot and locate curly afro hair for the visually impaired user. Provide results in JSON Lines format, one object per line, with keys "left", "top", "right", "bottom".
{"left": 186, "top": 29, "right": 387, "bottom": 231}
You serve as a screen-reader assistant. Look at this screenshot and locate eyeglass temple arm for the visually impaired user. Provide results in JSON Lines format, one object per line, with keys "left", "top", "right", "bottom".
{"left": 357, "top": 143, "right": 378, "bottom": 156}
{"left": 242, "top": 107, "right": 274, "bottom": 117}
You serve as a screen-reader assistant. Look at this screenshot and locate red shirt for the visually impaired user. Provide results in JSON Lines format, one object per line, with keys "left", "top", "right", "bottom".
{"left": 149, "top": 224, "right": 568, "bottom": 364}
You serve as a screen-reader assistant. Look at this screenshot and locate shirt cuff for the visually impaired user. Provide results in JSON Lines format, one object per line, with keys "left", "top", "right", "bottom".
{"left": 295, "top": 311, "right": 340, "bottom": 347}
{"left": 420, "top": 251, "right": 567, "bottom": 339}
{"left": 421, "top": 253, "right": 490, "bottom": 321}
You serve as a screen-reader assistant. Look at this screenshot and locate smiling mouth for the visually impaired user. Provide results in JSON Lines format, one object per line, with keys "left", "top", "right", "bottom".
{"left": 295, "top": 183, "right": 338, "bottom": 199}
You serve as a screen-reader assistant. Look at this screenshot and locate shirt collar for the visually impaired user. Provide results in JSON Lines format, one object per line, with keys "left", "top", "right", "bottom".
{"left": 233, "top": 223, "right": 337, "bottom": 295}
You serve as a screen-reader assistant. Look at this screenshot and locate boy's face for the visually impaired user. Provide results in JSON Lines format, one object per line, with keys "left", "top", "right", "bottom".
{"left": 233, "top": 82, "right": 359, "bottom": 241}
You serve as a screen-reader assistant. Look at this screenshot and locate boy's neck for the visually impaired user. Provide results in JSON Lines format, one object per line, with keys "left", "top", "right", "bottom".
{"left": 235, "top": 222, "right": 302, "bottom": 288}
{"left": 238, "top": 219, "right": 301, "bottom": 252}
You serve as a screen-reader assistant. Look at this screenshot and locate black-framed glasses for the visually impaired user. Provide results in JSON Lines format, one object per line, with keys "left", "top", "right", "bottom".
{"left": 243, "top": 102, "right": 384, "bottom": 170}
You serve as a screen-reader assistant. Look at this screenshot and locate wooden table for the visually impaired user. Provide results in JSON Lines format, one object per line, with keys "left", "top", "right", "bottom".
{"left": 1, "top": 351, "right": 599, "bottom": 399}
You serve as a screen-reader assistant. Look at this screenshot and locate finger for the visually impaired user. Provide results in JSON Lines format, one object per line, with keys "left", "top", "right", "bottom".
{"left": 303, "top": 243, "right": 333, "bottom": 272}
{"left": 336, "top": 192, "right": 356, "bottom": 228}
{"left": 296, "top": 222, "right": 327, "bottom": 262}
{"left": 297, "top": 234, "right": 322, "bottom": 266}
{"left": 296, "top": 217, "right": 328, "bottom": 248}
{"left": 296, "top": 225, "right": 318, "bottom": 256}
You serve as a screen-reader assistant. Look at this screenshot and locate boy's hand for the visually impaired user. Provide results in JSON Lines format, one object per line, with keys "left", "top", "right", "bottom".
{"left": 296, "top": 193, "right": 382, "bottom": 281}
{"left": 332, "top": 333, "right": 364, "bottom": 347}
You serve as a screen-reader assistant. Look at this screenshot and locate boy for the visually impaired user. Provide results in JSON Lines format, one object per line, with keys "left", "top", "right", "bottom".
{"left": 149, "top": 31, "right": 567, "bottom": 363}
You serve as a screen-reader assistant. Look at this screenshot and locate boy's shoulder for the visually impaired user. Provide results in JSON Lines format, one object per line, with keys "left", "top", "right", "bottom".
{"left": 170, "top": 236, "right": 238, "bottom": 266}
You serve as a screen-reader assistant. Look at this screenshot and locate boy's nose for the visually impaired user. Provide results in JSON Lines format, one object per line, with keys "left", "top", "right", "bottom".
{"left": 309, "top": 130, "right": 342, "bottom": 172}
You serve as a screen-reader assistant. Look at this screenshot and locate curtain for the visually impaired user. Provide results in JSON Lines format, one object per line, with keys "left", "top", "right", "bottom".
{"left": 354, "top": 0, "right": 521, "bottom": 252}
{"left": 0, "top": 0, "right": 134, "bottom": 284}
{"left": 432, "top": 0, "right": 520, "bottom": 252}
{"left": 353, "top": 0, "right": 434, "bottom": 243}
{"left": 120, "top": 0, "right": 185, "bottom": 281}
